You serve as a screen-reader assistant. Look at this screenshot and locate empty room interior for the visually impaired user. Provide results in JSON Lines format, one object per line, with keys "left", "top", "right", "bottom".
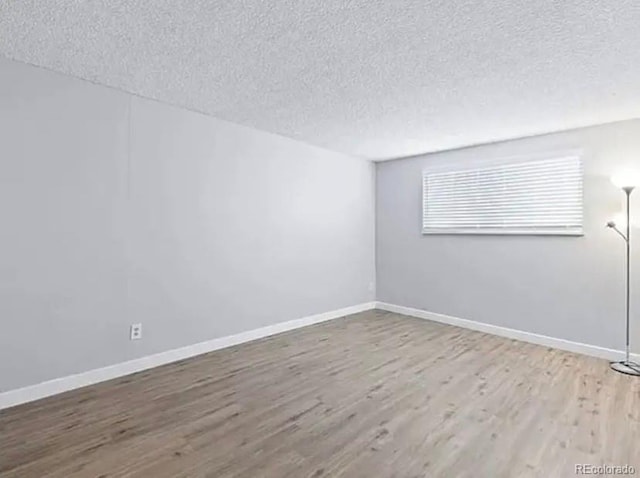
{"left": 2, "top": 2, "right": 640, "bottom": 477}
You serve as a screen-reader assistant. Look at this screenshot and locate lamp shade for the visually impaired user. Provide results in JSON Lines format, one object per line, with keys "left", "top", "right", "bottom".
{"left": 611, "top": 171, "right": 640, "bottom": 189}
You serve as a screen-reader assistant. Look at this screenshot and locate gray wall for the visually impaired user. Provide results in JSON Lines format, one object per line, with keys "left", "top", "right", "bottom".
{"left": 0, "top": 58, "right": 375, "bottom": 392}
{"left": 377, "top": 120, "right": 640, "bottom": 352}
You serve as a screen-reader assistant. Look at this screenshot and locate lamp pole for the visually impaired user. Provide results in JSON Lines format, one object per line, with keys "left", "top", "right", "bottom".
{"left": 624, "top": 186, "right": 632, "bottom": 365}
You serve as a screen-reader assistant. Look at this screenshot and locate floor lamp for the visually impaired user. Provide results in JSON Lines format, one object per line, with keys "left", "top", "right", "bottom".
{"left": 606, "top": 175, "right": 640, "bottom": 376}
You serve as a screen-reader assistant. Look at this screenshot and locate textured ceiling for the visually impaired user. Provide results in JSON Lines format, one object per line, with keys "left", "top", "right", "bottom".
{"left": 1, "top": 1, "right": 640, "bottom": 160}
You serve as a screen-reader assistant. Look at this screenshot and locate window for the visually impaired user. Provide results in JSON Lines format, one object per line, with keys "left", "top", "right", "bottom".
{"left": 422, "top": 156, "right": 583, "bottom": 235}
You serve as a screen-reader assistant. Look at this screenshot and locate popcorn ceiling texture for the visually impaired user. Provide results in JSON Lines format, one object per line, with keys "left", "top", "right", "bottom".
{"left": 1, "top": 1, "right": 639, "bottom": 160}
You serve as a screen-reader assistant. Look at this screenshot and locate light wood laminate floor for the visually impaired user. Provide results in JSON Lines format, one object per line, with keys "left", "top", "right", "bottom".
{"left": 1, "top": 310, "right": 639, "bottom": 477}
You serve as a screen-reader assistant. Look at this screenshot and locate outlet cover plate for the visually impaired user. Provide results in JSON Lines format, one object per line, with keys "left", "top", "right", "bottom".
{"left": 130, "top": 323, "right": 142, "bottom": 340}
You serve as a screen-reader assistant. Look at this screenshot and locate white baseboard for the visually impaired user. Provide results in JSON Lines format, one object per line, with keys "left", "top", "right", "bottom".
{"left": 0, "top": 302, "right": 376, "bottom": 411}
{"left": 376, "top": 302, "right": 640, "bottom": 362}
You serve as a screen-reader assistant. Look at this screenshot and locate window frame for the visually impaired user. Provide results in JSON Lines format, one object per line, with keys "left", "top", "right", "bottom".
{"left": 421, "top": 153, "right": 585, "bottom": 237}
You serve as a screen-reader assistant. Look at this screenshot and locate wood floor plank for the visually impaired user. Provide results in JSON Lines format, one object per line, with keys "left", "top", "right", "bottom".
{"left": 1, "top": 310, "right": 639, "bottom": 477}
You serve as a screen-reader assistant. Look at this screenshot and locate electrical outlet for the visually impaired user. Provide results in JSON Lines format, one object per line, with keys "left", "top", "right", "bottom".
{"left": 130, "top": 323, "right": 142, "bottom": 340}
{"left": 368, "top": 282, "right": 375, "bottom": 292}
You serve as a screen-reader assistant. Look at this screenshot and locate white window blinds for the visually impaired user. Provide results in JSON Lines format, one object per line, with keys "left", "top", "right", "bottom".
{"left": 422, "top": 156, "right": 583, "bottom": 235}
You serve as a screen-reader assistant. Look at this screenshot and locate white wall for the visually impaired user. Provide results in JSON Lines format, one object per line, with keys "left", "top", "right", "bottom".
{"left": 377, "top": 119, "right": 640, "bottom": 352}
{"left": 0, "top": 58, "right": 375, "bottom": 392}
{"left": 5, "top": 52, "right": 638, "bottom": 397}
